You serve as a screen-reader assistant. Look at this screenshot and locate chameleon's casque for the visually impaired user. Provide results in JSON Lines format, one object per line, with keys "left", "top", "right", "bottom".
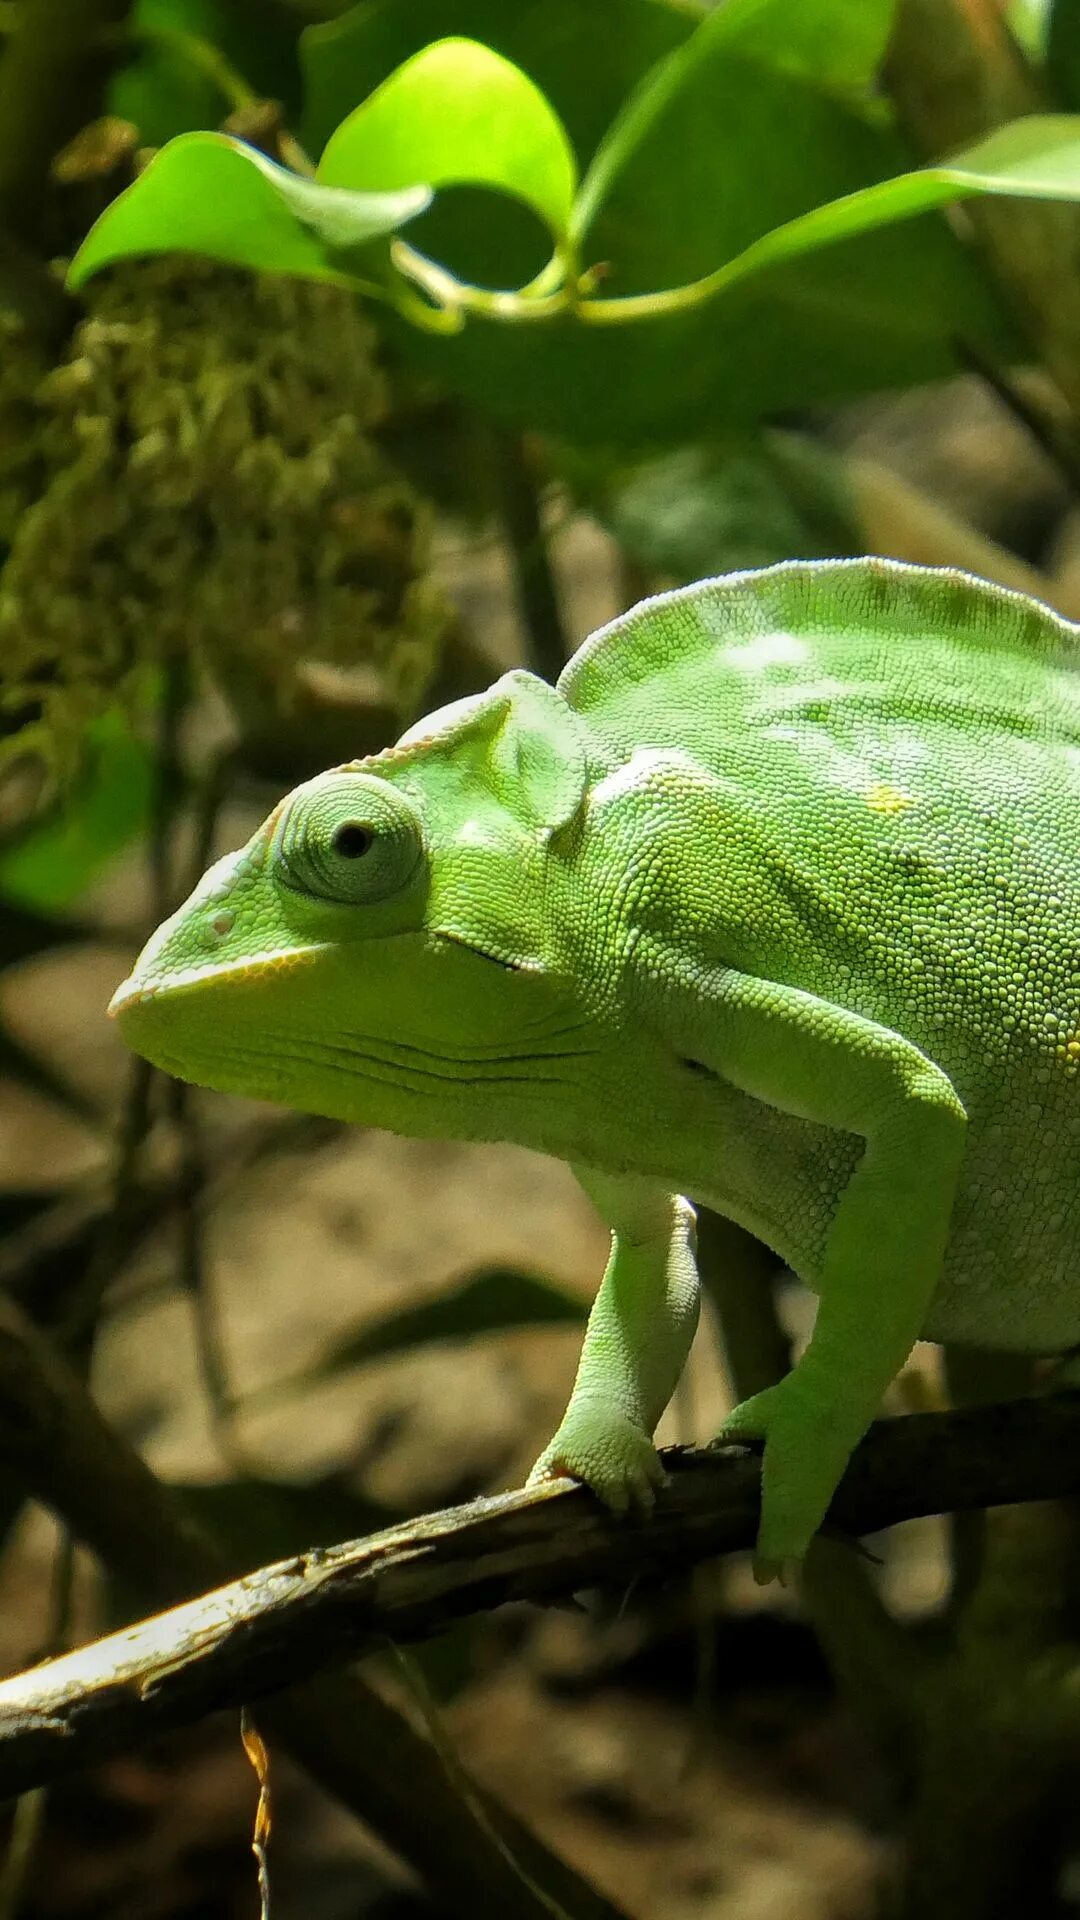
{"left": 112, "top": 559, "right": 1080, "bottom": 1564}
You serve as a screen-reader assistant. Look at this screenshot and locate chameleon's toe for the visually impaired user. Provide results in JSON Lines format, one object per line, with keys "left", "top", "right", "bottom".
{"left": 751, "top": 1554, "right": 796, "bottom": 1589}
{"left": 712, "top": 1379, "right": 865, "bottom": 1565}
{"left": 527, "top": 1406, "right": 665, "bottom": 1514}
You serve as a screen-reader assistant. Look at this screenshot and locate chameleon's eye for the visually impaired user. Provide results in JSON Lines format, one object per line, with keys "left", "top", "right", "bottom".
{"left": 331, "top": 823, "right": 374, "bottom": 860}
{"left": 274, "top": 775, "right": 424, "bottom": 906}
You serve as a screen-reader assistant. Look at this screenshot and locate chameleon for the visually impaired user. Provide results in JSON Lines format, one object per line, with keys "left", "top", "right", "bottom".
{"left": 109, "top": 557, "right": 1080, "bottom": 1568}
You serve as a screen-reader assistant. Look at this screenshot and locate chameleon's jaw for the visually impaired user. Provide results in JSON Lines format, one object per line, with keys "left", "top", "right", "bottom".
{"left": 108, "top": 926, "right": 563, "bottom": 1137}
{"left": 108, "top": 946, "right": 328, "bottom": 1096}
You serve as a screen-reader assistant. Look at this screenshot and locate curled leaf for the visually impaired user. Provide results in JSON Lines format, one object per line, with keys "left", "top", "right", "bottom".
{"left": 69, "top": 131, "right": 431, "bottom": 289}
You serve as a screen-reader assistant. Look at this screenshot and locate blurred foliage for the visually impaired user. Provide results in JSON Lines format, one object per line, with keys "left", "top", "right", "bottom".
{"left": 1049, "top": 0, "right": 1080, "bottom": 105}
{"left": 111, "top": 0, "right": 303, "bottom": 141}
{"left": 247, "top": 1265, "right": 586, "bottom": 1410}
{"left": 576, "top": 434, "right": 859, "bottom": 581}
{"left": 0, "top": 712, "right": 154, "bottom": 909}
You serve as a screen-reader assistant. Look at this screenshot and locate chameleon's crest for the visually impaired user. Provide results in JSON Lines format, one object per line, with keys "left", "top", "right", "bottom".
{"left": 560, "top": 558, "right": 1080, "bottom": 719}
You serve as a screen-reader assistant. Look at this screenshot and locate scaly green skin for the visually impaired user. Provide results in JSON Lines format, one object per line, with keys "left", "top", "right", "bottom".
{"left": 111, "top": 559, "right": 1080, "bottom": 1566}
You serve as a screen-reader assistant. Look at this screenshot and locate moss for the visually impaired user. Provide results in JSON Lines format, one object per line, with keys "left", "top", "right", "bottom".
{"left": 0, "top": 258, "right": 452, "bottom": 774}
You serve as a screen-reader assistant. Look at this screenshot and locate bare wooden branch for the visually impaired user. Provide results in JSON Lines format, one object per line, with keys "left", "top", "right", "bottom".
{"left": 4, "top": 1393, "right": 1080, "bottom": 1799}
{"left": 0, "top": 1294, "right": 625, "bottom": 1920}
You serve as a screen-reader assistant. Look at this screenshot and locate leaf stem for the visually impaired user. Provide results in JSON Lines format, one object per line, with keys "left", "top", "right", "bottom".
{"left": 379, "top": 126, "right": 1080, "bottom": 335}
{"left": 123, "top": 20, "right": 257, "bottom": 114}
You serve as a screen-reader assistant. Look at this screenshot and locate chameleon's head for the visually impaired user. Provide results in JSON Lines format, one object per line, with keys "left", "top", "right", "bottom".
{"left": 110, "top": 671, "right": 593, "bottom": 1139}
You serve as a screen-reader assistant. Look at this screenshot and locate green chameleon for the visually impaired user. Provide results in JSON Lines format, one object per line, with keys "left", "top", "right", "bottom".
{"left": 110, "top": 558, "right": 1080, "bottom": 1569}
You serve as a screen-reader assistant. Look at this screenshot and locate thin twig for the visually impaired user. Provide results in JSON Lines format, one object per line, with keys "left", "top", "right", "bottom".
{"left": 0, "top": 1794, "right": 44, "bottom": 1920}
{"left": 391, "top": 1647, "right": 575, "bottom": 1920}
{"left": 240, "top": 1711, "right": 273, "bottom": 1920}
{"left": 166, "top": 1078, "right": 238, "bottom": 1452}
{"left": 63, "top": 660, "right": 183, "bottom": 1356}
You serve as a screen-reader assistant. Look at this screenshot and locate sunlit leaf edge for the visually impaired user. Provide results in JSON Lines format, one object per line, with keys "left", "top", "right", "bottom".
{"left": 68, "top": 131, "right": 432, "bottom": 290}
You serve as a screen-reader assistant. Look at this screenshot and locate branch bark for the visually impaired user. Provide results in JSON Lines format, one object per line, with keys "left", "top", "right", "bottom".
{"left": 0, "top": 1294, "right": 625, "bottom": 1920}
{"left": 4, "top": 1391, "right": 1080, "bottom": 1798}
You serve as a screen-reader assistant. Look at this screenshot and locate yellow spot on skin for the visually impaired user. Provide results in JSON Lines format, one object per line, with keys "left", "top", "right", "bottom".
{"left": 1060, "top": 1033, "right": 1080, "bottom": 1075}
{"left": 864, "top": 783, "right": 915, "bottom": 816}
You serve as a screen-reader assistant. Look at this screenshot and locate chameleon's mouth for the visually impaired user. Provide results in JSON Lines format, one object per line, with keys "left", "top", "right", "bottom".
{"left": 108, "top": 946, "right": 326, "bottom": 1019}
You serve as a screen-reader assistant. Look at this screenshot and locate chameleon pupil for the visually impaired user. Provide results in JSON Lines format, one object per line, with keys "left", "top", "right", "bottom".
{"left": 332, "top": 823, "right": 374, "bottom": 859}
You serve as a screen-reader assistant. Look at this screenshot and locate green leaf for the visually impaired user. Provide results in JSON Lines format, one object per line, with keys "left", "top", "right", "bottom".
{"left": 244, "top": 1266, "right": 585, "bottom": 1409}
{"left": 574, "top": 0, "right": 896, "bottom": 241}
{"left": 303, "top": 2, "right": 680, "bottom": 293}
{"left": 668, "top": 114, "right": 1080, "bottom": 306}
{"left": 0, "top": 714, "right": 155, "bottom": 911}
{"left": 572, "top": 0, "right": 769, "bottom": 240}
{"left": 300, "top": 0, "right": 686, "bottom": 167}
{"left": 318, "top": 38, "right": 577, "bottom": 242}
{"left": 68, "top": 132, "right": 430, "bottom": 289}
{"left": 716, "top": 0, "right": 898, "bottom": 93}
{"left": 298, "top": 0, "right": 1010, "bottom": 437}
{"left": 385, "top": 43, "right": 1012, "bottom": 441}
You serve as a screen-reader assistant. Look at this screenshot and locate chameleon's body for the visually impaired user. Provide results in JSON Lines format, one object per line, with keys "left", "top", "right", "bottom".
{"left": 112, "top": 559, "right": 1080, "bottom": 1564}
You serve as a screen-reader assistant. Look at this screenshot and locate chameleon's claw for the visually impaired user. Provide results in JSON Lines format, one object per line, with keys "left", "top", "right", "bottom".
{"left": 751, "top": 1554, "right": 795, "bottom": 1589}
{"left": 527, "top": 1407, "right": 666, "bottom": 1515}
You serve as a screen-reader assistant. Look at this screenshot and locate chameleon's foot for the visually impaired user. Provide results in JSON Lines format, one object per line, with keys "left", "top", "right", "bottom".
{"left": 712, "top": 1376, "right": 864, "bottom": 1566}
{"left": 527, "top": 1405, "right": 666, "bottom": 1514}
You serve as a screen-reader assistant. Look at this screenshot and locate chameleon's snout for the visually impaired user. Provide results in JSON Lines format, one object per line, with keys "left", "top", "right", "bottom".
{"left": 107, "top": 975, "right": 147, "bottom": 1020}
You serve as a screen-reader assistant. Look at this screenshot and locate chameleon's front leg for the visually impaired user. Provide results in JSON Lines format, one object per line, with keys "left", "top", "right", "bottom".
{"left": 527, "top": 1168, "right": 700, "bottom": 1510}
{"left": 648, "top": 959, "right": 968, "bottom": 1567}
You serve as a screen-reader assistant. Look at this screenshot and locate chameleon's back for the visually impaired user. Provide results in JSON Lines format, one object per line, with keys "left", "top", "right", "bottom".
{"left": 562, "top": 556, "right": 1080, "bottom": 1112}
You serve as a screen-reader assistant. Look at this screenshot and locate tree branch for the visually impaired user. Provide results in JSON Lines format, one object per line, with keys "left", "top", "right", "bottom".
{"left": 0, "top": 1294, "right": 625, "bottom": 1920}
{"left": 4, "top": 1393, "right": 1080, "bottom": 1797}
